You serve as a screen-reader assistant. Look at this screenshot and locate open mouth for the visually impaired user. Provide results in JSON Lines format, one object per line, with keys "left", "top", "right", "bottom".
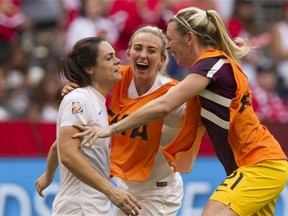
{"left": 136, "top": 62, "right": 149, "bottom": 71}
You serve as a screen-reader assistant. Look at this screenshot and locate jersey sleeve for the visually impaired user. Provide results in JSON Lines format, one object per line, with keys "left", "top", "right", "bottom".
{"left": 191, "top": 57, "right": 227, "bottom": 82}
{"left": 59, "top": 93, "right": 91, "bottom": 128}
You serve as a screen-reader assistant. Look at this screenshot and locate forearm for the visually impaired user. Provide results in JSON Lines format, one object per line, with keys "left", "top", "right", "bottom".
{"left": 112, "top": 75, "right": 201, "bottom": 134}
{"left": 112, "top": 98, "right": 169, "bottom": 134}
{"left": 61, "top": 146, "right": 114, "bottom": 196}
{"left": 45, "top": 140, "right": 59, "bottom": 180}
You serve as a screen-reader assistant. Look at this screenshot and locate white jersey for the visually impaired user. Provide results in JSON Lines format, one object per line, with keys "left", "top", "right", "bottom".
{"left": 52, "top": 86, "right": 113, "bottom": 216}
{"left": 114, "top": 74, "right": 185, "bottom": 215}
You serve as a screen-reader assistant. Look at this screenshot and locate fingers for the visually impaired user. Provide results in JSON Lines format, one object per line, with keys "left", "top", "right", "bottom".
{"left": 73, "top": 124, "right": 88, "bottom": 132}
{"left": 72, "top": 125, "right": 101, "bottom": 147}
{"left": 130, "top": 195, "right": 141, "bottom": 210}
{"left": 120, "top": 204, "right": 139, "bottom": 216}
{"left": 123, "top": 195, "right": 141, "bottom": 216}
{"left": 127, "top": 207, "right": 138, "bottom": 216}
{"left": 83, "top": 133, "right": 97, "bottom": 147}
{"left": 35, "top": 180, "right": 44, "bottom": 198}
{"left": 127, "top": 200, "right": 140, "bottom": 215}
{"left": 61, "top": 83, "right": 79, "bottom": 96}
{"left": 72, "top": 130, "right": 90, "bottom": 139}
{"left": 69, "top": 82, "right": 79, "bottom": 89}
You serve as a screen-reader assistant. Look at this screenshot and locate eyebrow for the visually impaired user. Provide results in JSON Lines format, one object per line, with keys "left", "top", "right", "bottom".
{"left": 134, "top": 44, "right": 158, "bottom": 50}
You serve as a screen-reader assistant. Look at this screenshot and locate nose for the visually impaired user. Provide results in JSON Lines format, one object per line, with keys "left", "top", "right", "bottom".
{"left": 115, "top": 56, "right": 121, "bottom": 65}
{"left": 166, "top": 43, "right": 170, "bottom": 50}
{"left": 139, "top": 50, "right": 148, "bottom": 58}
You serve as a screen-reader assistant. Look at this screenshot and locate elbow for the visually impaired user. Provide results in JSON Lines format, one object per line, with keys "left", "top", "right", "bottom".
{"left": 51, "top": 142, "right": 57, "bottom": 153}
{"left": 59, "top": 149, "right": 74, "bottom": 168}
{"left": 161, "top": 106, "right": 171, "bottom": 116}
{"left": 158, "top": 100, "right": 174, "bottom": 116}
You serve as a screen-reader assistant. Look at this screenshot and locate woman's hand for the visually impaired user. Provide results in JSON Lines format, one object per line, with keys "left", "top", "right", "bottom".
{"left": 61, "top": 82, "right": 79, "bottom": 96}
{"left": 35, "top": 172, "right": 54, "bottom": 198}
{"left": 72, "top": 124, "right": 114, "bottom": 147}
{"left": 107, "top": 186, "right": 141, "bottom": 216}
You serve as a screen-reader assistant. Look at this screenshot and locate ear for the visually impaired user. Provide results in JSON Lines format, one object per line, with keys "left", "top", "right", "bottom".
{"left": 83, "top": 67, "right": 94, "bottom": 75}
{"left": 160, "top": 53, "right": 167, "bottom": 66}
{"left": 126, "top": 49, "right": 131, "bottom": 61}
{"left": 187, "top": 32, "right": 194, "bottom": 46}
{"left": 158, "top": 53, "right": 168, "bottom": 72}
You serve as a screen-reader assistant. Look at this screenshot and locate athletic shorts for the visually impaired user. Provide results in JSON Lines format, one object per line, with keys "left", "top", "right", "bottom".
{"left": 115, "top": 177, "right": 183, "bottom": 216}
{"left": 210, "top": 159, "right": 288, "bottom": 216}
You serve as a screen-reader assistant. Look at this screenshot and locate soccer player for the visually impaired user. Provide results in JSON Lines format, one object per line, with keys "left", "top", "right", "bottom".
{"left": 35, "top": 37, "right": 140, "bottom": 216}
{"left": 74, "top": 7, "right": 288, "bottom": 216}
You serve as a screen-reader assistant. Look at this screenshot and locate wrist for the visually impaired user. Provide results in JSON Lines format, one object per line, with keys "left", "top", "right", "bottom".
{"left": 111, "top": 123, "right": 117, "bottom": 135}
{"left": 45, "top": 172, "right": 54, "bottom": 182}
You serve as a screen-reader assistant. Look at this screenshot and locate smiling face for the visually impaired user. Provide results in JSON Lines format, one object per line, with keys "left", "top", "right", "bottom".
{"left": 166, "top": 21, "right": 193, "bottom": 66}
{"left": 127, "top": 32, "right": 165, "bottom": 82}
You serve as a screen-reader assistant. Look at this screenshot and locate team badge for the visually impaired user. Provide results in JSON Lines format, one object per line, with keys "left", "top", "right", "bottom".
{"left": 71, "top": 100, "right": 84, "bottom": 115}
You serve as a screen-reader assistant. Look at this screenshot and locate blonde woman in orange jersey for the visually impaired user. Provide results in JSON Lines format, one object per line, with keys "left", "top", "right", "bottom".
{"left": 74, "top": 7, "right": 288, "bottom": 216}
{"left": 35, "top": 26, "right": 203, "bottom": 216}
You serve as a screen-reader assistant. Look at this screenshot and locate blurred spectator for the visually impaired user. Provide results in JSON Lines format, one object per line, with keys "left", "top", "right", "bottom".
{"left": 251, "top": 62, "right": 288, "bottom": 123}
{"left": 227, "top": 0, "right": 271, "bottom": 85}
{"left": 269, "top": 3, "right": 288, "bottom": 100}
{"left": 27, "top": 71, "right": 60, "bottom": 122}
{"left": 214, "top": 0, "right": 234, "bottom": 22}
{"left": 108, "top": 0, "right": 144, "bottom": 63}
{"left": 60, "top": 0, "right": 81, "bottom": 29}
{"left": 140, "top": 0, "right": 176, "bottom": 31}
{"left": 0, "top": 0, "right": 30, "bottom": 70}
{"left": 21, "top": 0, "right": 64, "bottom": 66}
{"left": 65, "top": 0, "right": 119, "bottom": 52}
{"left": 0, "top": 42, "right": 31, "bottom": 119}
{"left": 174, "top": 0, "right": 217, "bottom": 13}
{"left": 0, "top": 0, "right": 28, "bottom": 42}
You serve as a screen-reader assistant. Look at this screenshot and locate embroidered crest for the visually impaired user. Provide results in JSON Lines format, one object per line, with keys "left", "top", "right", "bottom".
{"left": 71, "top": 101, "right": 84, "bottom": 115}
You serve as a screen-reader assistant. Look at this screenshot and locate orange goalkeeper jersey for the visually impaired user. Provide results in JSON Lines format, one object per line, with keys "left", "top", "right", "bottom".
{"left": 108, "top": 65, "right": 178, "bottom": 181}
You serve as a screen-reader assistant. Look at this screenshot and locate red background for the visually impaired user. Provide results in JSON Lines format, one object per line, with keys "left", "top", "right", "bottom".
{"left": 0, "top": 120, "right": 287, "bottom": 157}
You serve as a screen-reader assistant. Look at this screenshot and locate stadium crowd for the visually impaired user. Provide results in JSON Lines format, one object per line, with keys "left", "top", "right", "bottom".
{"left": 0, "top": 0, "right": 288, "bottom": 123}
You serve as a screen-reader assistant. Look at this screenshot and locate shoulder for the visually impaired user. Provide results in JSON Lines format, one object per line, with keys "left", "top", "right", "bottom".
{"left": 192, "top": 56, "right": 230, "bottom": 73}
{"left": 62, "top": 88, "right": 90, "bottom": 103}
{"left": 156, "top": 74, "right": 174, "bottom": 86}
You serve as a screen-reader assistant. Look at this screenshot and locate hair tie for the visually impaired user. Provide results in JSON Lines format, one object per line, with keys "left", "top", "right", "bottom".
{"left": 173, "top": 15, "right": 194, "bottom": 32}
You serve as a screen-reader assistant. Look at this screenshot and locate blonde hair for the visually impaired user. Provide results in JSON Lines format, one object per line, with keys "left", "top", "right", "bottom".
{"left": 171, "top": 7, "right": 250, "bottom": 63}
{"left": 127, "top": 26, "right": 169, "bottom": 74}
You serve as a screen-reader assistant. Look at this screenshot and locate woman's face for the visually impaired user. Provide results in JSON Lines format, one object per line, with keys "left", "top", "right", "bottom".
{"left": 92, "top": 41, "right": 121, "bottom": 85}
{"left": 166, "top": 21, "right": 192, "bottom": 67}
{"left": 127, "top": 32, "right": 165, "bottom": 81}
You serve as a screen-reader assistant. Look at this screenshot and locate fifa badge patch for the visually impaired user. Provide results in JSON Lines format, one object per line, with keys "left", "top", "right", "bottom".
{"left": 71, "top": 100, "right": 84, "bottom": 115}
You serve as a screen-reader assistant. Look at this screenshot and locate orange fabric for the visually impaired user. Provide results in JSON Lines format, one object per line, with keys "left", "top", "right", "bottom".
{"left": 193, "top": 49, "right": 287, "bottom": 166}
{"left": 108, "top": 65, "right": 179, "bottom": 181}
{"left": 163, "top": 96, "right": 205, "bottom": 173}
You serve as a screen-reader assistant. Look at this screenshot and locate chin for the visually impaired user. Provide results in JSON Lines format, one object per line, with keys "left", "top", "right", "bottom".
{"left": 115, "top": 74, "right": 122, "bottom": 81}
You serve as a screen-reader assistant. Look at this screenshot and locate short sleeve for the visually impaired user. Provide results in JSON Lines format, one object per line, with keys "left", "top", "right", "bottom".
{"left": 59, "top": 96, "right": 90, "bottom": 128}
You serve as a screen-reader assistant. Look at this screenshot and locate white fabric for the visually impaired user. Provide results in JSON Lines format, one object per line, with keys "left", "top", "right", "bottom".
{"left": 53, "top": 86, "right": 113, "bottom": 216}
{"left": 115, "top": 74, "right": 185, "bottom": 215}
{"left": 65, "top": 16, "right": 119, "bottom": 51}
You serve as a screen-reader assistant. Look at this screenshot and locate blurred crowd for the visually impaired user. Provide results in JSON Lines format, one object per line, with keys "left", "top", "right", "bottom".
{"left": 0, "top": 0, "right": 288, "bottom": 123}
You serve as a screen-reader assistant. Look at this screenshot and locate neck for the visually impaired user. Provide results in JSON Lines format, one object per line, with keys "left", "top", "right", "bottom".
{"left": 134, "top": 76, "right": 156, "bottom": 96}
{"left": 92, "top": 82, "right": 112, "bottom": 98}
